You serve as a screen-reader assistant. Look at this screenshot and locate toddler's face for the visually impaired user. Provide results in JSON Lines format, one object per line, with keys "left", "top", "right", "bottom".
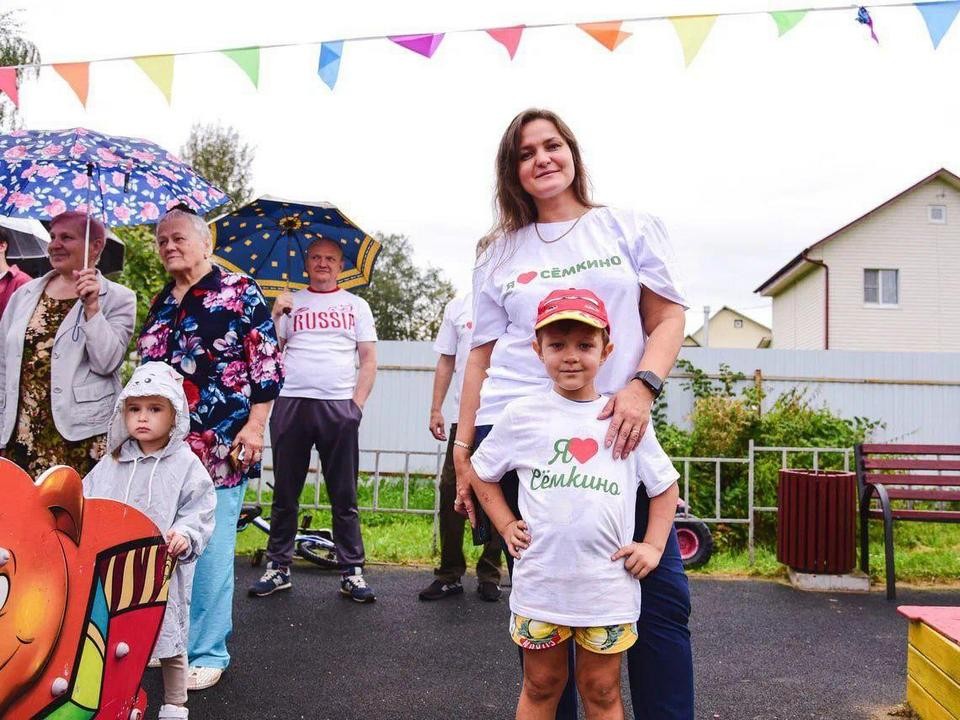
{"left": 124, "top": 395, "right": 175, "bottom": 448}
{"left": 533, "top": 323, "right": 612, "bottom": 394}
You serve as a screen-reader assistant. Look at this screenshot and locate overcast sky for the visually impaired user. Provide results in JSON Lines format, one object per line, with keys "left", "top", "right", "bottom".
{"left": 14, "top": 0, "right": 960, "bottom": 331}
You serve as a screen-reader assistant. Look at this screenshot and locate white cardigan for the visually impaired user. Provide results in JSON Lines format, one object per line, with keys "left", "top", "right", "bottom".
{"left": 0, "top": 270, "right": 136, "bottom": 445}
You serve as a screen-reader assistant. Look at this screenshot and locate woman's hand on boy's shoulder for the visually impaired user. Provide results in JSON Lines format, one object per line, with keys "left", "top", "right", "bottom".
{"left": 612, "top": 541, "right": 663, "bottom": 579}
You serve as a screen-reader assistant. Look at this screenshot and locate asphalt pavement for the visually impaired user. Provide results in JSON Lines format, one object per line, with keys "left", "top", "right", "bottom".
{"left": 140, "top": 561, "right": 960, "bottom": 719}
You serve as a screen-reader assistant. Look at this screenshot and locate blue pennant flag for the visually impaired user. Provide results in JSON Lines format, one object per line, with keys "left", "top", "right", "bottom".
{"left": 916, "top": 1, "right": 960, "bottom": 48}
{"left": 318, "top": 41, "right": 344, "bottom": 90}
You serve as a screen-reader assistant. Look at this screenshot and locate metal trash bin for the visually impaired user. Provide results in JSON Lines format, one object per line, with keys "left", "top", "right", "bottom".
{"left": 776, "top": 469, "right": 857, "bottom": 574}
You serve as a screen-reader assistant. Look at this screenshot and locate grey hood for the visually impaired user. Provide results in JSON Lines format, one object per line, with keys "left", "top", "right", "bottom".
{"left": 107, "top": 362, "right": 191, "bottom": 455}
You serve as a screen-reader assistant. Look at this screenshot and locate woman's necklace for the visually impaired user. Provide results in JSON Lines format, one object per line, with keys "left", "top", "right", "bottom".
{"left": 534, "top": 210, "right": 588, "bottom": 244}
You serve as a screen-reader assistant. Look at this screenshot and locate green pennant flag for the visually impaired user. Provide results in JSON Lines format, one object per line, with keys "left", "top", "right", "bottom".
{"left": 770, "top": 10, "right": 807, "bottom": 37}
{"left": 222, "top": 47, "right": 260, "bottom": 88}
{"left": 134, "top": 55, "right": 174, "bottom": 103}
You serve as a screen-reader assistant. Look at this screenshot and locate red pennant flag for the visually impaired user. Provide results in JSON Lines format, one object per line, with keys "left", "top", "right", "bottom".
{"left": 53, "top": 63, "right": 90, "bottom": 106}
{"left": 578, "top": 21, "right": 632, "bottom": 51}
{"left": 487, "top": 26, "right": 524, "bottom": 59}
{"left": 0, "top": 68, "right": 19, "bottom": 107}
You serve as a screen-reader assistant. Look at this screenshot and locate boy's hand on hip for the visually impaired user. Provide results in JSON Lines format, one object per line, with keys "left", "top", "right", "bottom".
{"left": 612, "top": 541, "right": 663, "bottom": 579}
{"left": 501, "top": 519, "right": 531, "bottom": 560}
{"left": 166, "top": 530, "right": 189, "bottom": 558}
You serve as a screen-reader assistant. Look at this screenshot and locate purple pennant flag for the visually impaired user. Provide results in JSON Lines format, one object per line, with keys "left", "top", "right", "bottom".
{"left": 389, "top": 33, "right": 444, "bottom": 58}
{"left": 857, "top": 6, "right": 879, "bottom": 43}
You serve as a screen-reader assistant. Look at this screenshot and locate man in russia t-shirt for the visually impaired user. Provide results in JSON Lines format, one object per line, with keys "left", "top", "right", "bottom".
{"left": 248, "top": 237, "right": 378, "bottom": 603}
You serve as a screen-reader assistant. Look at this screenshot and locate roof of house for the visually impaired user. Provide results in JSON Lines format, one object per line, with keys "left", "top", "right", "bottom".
{"left": 684, "top": 305, "right": 772, "bottom": 346}
{"left": 754, "top": 168, "right": 960, "bottom": 296}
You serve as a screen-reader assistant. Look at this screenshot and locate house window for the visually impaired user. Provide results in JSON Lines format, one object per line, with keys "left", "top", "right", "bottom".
{"left": 928, "top": 205, "right": 947, "bottom": 224}
{"left": 734, "top": 319, "right": 743, "bottom": 328}
{"left": 864, "top": 269, "right": 899, "bottom": 305}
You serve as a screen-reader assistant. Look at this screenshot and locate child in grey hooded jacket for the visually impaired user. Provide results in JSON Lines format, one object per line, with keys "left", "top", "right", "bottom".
{"left": 84, "top": 362, "right": 216, "bottom": 720}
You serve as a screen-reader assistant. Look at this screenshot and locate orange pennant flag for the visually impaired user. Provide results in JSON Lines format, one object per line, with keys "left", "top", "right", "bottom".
{"left": 0, "top": 68, "right": 18, "bottom": 107}
{"left": 53, "top": 63, "right": 90, "bottom": 106}
{"left": 578, "top": 21, "right": 632, "bottom": 51}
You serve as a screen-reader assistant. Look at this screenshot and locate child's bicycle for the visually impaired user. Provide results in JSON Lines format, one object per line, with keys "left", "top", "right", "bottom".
{"left": 675, "top": 500, "right": 713, "bottom": 568}
{"left": 236, "top": 504, "right": 339, "bottom": 569}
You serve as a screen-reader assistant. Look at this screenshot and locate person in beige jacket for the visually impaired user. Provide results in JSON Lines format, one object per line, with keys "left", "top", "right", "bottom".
{"left": 0, "top": 211, "right": 136, "bottom": 477}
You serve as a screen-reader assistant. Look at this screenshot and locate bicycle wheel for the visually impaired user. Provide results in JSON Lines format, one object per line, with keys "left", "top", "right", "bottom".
{"left": 296, "top": 538, "right": 339, "bottom": 569}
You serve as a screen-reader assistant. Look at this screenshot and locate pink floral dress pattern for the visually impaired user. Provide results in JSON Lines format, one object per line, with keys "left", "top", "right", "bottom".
{"left": 7, "top": 293, "right": 106, "bottom": 477}
{"left": 137, "top": 266, "right": 283, "bottom": 488}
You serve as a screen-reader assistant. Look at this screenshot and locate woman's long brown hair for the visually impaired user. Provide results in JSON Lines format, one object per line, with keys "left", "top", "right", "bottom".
{"left": 478, "top": 108, "right": 597, "bottom": 258}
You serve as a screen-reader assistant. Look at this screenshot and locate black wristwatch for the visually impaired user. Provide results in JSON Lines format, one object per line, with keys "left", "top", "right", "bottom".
{"left": 631, "top": 370, "right": 664, "bottom": 398}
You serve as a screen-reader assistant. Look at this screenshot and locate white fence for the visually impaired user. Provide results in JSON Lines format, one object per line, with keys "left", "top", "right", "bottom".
{"left": 273, "top": 342, "right": 960, "bottom": 474}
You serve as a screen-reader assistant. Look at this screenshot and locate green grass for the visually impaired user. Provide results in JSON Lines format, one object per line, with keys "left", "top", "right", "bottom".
{"left": 237, "top": 478, "right": 960, "bottom": 585}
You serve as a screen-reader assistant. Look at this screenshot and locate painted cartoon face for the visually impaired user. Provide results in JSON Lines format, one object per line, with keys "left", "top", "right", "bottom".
{"left": 0, "top": 463, "right": 81, "bottom": 713}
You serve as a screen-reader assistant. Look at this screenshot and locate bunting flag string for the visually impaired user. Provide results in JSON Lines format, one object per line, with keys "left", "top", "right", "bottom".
{"left": 486, "top": 26, "right": 525, "bottom": 59}
{"left": 0, "top": 0, "right": 957, "bottom": 109}
{"left": 771, "top": 10, "right": 809, "bottom": 36}
{"left": 0, "top": 68, "right": 18, "bottom": 107}
{"left": 578, "top": 21, "right": 633, "bottom": 51}
{"left": 318, "top": 41, "right": 344, "bottom": 90}
{"left": 133, "top": 55, "right": 174, "bottom": 103}
{"left": 222, "top": 48, "right": 260, "bottom": 87}
{"left": 670, "top": 15, "right": 719, "bottom": 66}
{"left": 917, "top": 0, "right": 960, "bottom": 47}
{"left": 390, "top": 33, "right": 444, "bottom": 58}
{"left": 52, "top": 62, "right": 90, "bottom": 106}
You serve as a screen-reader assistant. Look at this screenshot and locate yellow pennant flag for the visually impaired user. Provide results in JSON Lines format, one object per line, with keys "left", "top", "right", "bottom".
{"left": 134, "top": 55, "right": 174, "bottom": 103}
{"left": 669, "top": 15, "right": 718, "bottom": 67}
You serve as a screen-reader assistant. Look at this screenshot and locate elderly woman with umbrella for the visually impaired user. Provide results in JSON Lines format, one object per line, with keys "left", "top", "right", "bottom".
{"left": 138, "top": 205, "right": 284, "bottom": 690}
{"left": 0, "top": 210, "right": 135, "bottom": 476}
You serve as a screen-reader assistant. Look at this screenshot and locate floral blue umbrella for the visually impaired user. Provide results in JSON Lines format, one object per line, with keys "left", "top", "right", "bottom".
{"left": 0, "top": 127, "right": 229, "bottom": 266}
{"left": 211, "top": 195, "right": 381, "bottom": 297}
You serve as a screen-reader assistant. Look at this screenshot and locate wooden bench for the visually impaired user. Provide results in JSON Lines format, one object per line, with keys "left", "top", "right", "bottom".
{"left": 897, "top": 606, "right": 960, "bottom": 719}
{"left": 855, "top": 444, "right": 960, "bottom": 600}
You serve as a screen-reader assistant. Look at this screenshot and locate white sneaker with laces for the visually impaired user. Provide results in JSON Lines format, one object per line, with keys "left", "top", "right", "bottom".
{"left": 187, "top": 666, "right": 223, "bottom": 691}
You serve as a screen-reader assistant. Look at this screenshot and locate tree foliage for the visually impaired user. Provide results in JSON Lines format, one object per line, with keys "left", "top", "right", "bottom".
{"left": 114, "top": 225, "right": 167, "bottom": 343}
{"left": 0, "top": 11, "right": 40, "bottom": 131}
{"left": 180, "top": 123, "right": 254, "bottom": 216}
{"left": 353, "top": 233, "right": 455, "bottom": 341}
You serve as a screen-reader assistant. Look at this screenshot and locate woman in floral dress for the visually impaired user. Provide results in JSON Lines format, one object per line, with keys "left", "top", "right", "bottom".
{"left": 138, "top": 206, "right": 283, "bottom": 691}
{"left": 0, "top": 211, "right": 135, "bottom": 476}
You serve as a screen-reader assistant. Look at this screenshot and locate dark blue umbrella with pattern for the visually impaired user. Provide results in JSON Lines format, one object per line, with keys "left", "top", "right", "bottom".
{"left": 210, "top": 195, "right": 381, "bottom": 297}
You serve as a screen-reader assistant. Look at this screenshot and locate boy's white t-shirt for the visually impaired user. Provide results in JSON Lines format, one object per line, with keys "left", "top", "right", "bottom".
{"left": 471, "top": 207, "right": 688, "bottom": 426}
{"left": 277, "top": 287, "right": 377, "bottom": 400}
{"left": 432, "top": 292, "right": 473, "bottom": 417}
{"left": 471, "top": 391, "right": 679, "bottom": 627}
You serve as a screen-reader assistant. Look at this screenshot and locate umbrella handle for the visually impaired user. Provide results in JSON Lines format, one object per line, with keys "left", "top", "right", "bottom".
{"left": 83, "top": 163, "right": 93, "bottom": 270}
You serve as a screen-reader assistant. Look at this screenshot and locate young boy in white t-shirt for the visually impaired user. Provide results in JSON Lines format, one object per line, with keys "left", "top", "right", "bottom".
{"left": 466, "top": 288, "right": 680, "bottom": 720}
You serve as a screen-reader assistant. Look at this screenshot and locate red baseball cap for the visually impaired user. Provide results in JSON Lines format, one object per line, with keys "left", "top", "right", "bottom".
{"left": 534, "top": 288, "right": 610, "bottom": 331}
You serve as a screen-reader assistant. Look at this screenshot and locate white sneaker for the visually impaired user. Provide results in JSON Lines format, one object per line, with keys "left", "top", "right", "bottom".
{"left": 158, "top": 704, "right": 189, "bottom": 719}
{"left": 186, "top": 666, "right": 223, "bottom": 691}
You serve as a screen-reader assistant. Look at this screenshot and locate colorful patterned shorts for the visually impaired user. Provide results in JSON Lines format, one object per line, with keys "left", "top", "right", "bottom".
{"left": 510, "top": 613, "right": 638, "bottom": 655}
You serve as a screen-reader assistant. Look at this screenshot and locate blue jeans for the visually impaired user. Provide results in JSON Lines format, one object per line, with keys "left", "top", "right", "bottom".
{"left": 474, "top": 425, "right": 694, "bottom": 719}
{"left": 188, "top": 482, "right": 246, "bottom": 669}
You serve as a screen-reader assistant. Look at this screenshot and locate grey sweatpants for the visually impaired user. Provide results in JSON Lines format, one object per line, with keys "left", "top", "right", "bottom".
{"left": 267, "top": 396, "right": 366, "bottom": 570}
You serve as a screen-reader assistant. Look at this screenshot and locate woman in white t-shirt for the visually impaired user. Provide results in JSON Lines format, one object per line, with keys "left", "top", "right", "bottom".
{"left": 453, "top": 108, "right": 692, "bottom": 719}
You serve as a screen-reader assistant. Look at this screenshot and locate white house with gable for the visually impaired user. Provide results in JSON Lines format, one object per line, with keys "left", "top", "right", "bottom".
{"left": 755, "top": 168, "right": 960, "bottom": 351}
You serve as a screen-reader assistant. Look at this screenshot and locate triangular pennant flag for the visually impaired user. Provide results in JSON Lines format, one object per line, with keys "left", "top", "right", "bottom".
{"left": 134, "top": 55, "right": 174, "bottom": 103}
{"left": 916, "top": 1, "right": 960, "bottom": 48}
{"left": 53, "top": 63, "right": 90, "bottom": 106}
{"left": 670, "top": 15, "right": 718, "bottom": 66}
{"left": 770, "top": 10, "right": 808, "bottom": 36}
{"left": 389, "top": 34, "right": 444, "bottom": 58}
{"left": 0, "top": 68, "right": 19, "bottom": 108}
{"left": 487, "top": 26, "right": 524, "bottom": 59}
{"left": 318, "top": 41, "right": 344, "bottom": 90}
{"left": 222, "top": 48, "right": 260, "bottom": 87}
{"left": 577, "top": 21, "right": 632, "bottom": 51}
